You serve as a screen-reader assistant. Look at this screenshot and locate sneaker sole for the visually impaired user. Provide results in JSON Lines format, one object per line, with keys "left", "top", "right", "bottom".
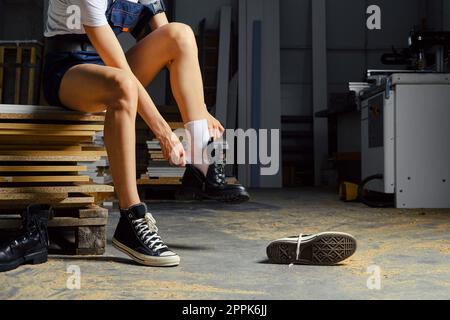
{"left": 0, "top": 250, "right": 48, "bottom": 273}
{"left": 266, "top": 232, "right": 357, "bottom": 266}
{"left": 112, "top": 238, "right": 180, "bottom": 267}
{"left": 176, "top": 187, "right": 250, "bottom": 204}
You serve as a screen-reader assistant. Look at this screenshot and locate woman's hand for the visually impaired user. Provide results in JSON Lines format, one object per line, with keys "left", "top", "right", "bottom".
{"left": 207, "top": 113, "right": 225, "bottom": 140}
{"left": 158, "top": 131, "right": 186, "bottom": 167}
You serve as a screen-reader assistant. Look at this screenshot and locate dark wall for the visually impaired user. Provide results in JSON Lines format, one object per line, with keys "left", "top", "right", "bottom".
{"left": 0, "top": 0, "right": 45, "bottom": 41}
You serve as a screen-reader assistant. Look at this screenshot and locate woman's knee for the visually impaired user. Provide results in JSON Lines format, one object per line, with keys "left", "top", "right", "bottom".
{"left": 165, "top": 22, "right": 197, "bottom": 54}
{"left": 107, "top": 71, "right": 138, "bottom": 112}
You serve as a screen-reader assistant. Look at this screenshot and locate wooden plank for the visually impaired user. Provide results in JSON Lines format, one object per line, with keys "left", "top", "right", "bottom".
{"left": 0, "top": 197, "right": 94, "bottom": 208}
{"left": 0, "top": 154, "right": 101, "bottom": 161}
{"left": 0, "top": 47, "right": 4, "bottom": 104}
{"left": 27, "top": 47, "right": 36, "bottom": 105}
{"left": 0, "top": 193, "right": 67, "bottom": 200}
{"left": 54, "top": 196, "right": 95, "bottom": 205}
{"left": 0, "top": 150, "right": 106, "bottom": 157}
{"left": 215, "top": 6, "right": 232, "bottom": 125}
{"left": 312, "top": 0, "right": 329, "bottom": 186}
{"left": 137, "top": 177, "right": 182, "bottom": 185}
{"left": 250, "top": 20, "right": 262, "bottom": 187}
{"left": 0, "top": 135, "right": 93, "bottom": 144}
{"left": 76, "top": 226, "right": 106, "bottom": 249}
{"left": 0, "top": 112, "right": 105, "bottom": 122}
{"left": 226, "top": 73, "right": 239, "bottom": 130}
{"left": 238, "top": 0, "right": 250, "bottom": 187}
{"left": 0, "top": 123, "right": 104, "bottom": 131}
{"left": 0, "top": 184, "right": 114, "bottom": 194}
{"left": 14, "top": 48, "right": 22, "bottom": 104}
{"left": 78, "top": 205, "right": 108, "bottom": 218}
{"left": 49, "top": 217, "right": 107, "bottom": 227}
{"left": 0, "top": 104, "right": 101, "bottom": 114}
{"left": 0, "top": 217, "right": 107, "bottom": 229}
{"left": 80, "top": 144, "right": 105, "bottom": 151}
{"left": 0, "top": 105, "right": 106, "bottom": 122}
{"left": 0, "top": 145, "right": 82, "bottom": 151}
{"left": 0, "top": 175, "right": 90, "bottom": 183}
{"left": 0, "top": 130, "right": 96, "bottom": 137}
{"left": 0, "top": 165, "right": 87, "bottom": 172}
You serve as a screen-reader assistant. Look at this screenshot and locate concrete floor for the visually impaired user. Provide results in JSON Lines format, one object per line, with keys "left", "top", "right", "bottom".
{"left": 0, "top": 188, "right": 449, "bottom": 300}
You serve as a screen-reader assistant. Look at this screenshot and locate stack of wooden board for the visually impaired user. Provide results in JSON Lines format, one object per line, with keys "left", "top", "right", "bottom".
{"left": 79, "top": 131, "right": 112, "bottom": 184}
{"left": 0, "top": 104, "right": 114, "bottom": 255}
{"left": 135, "top": 116, "right": 154, "bottom": 179}
{"left": 138, "top": 121, "right": 186, "bottom": 186}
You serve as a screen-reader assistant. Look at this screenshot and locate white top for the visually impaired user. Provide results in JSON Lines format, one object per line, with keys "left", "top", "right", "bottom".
{"left": 44, "top": 0, "right": 139, "bottom": 37}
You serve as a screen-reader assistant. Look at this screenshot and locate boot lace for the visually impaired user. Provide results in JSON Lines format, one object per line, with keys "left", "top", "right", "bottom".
{"left": 211, "top": 163, "right": 226, "bottom": 185}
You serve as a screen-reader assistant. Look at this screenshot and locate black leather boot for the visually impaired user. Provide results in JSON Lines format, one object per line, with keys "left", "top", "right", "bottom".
{"left": 178, "top": 163, "right": 250, "bottom": 203}
{"left": 0, "top": 204, "right": 51, "bottom": 272}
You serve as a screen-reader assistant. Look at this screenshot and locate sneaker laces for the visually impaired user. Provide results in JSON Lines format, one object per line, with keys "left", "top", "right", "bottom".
{"left": 132, "top": 213, "right": 168, "bottom": 251}
{"left": 289, "top": 234, "right": 303, "bottom": 268}
{"left": 296, "top": 233, "right": 303, "bottom": 261}
{"left": 211, "top": 163, "right": 226, "bottom": 185}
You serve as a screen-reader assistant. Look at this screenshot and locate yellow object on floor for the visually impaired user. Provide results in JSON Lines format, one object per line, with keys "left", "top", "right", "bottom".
{"left": 339, "top": 181, "right": 359, "bottom": 202}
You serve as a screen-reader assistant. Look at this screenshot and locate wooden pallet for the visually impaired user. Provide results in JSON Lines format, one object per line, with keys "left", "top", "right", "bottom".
{"left": 0, "top": 105, "right": 111, "bottom": 255}
{"left": 0, "top": 205, "right": 108, "bottom": 255}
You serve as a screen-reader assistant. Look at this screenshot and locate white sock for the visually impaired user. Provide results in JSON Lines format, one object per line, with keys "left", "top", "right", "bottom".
{"left": 184, "top": 119, "right": 211, "bottom": 176}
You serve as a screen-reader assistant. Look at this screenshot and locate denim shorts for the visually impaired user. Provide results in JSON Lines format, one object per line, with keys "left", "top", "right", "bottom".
{"left": 43, "top": 0, "right": 153, "bottom": 108}
{"left": 43, "top": 51, "right": 104, "bottom": 108}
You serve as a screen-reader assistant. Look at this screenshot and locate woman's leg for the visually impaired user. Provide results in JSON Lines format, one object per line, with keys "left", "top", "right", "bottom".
{"left": 126, "top": 22, "right": 209, "bottom": 124}
{"left": 59, "top": 64, "right": 140, "bottom": 209}
{"left": 126, "top": 22, "right": 250, "bottom": 202}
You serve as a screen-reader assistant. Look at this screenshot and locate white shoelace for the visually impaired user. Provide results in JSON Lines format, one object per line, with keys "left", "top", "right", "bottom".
{"left": 296, "top": 233, "right": 303, "bottom": 261}
{"left": 289, "top": 234, "right": 303, "bottom": 268}
{"left": 133, "top": 213, "right": 167, "bottom": 251}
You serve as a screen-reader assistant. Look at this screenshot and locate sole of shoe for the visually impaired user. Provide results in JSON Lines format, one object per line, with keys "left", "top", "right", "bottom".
{"left": 0, "top": 250, "right": 48, "bottom": 273}
{"left": 176, "top": 187, "right": 250, "bottom": 204}
{"left": 266, "top": 232, "right": 357, "bottom": 266}
{"left": 112, "top": 238, "right": 180, "bottom": 267}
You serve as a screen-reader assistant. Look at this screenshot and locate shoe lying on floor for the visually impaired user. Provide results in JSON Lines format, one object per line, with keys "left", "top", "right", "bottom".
{"left": 0, "top": 204, "right": 52, "bottom": 272}
{"left": 178, "top": 164, "right": 250, "bottom": 203}
{"left": 112, "top": 203, "right": 180, "bottom": 267}
{"left": 267, "top": 232, "right": 357, "bottom": 265}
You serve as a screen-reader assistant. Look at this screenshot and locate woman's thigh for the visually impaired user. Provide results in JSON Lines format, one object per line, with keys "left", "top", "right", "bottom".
{"left": 59, "top": 64, "right": 125, "bottom": 113}
{"left": 126, "top": 23, "right": 183, "bottom": 86}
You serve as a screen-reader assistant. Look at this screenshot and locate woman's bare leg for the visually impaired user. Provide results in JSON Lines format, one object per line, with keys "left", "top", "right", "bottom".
{"left": 59, "top": 64, "right": 140, "bottom": 209}
{"left": 126, "top": 22, "right": 209, "bottom": 124}
{"left": 126, "top": 22, "right": 249, "bottom": 203}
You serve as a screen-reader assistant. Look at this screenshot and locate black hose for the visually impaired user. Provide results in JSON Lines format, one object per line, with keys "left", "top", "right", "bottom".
{"left": 358, "top": 174, "right": 394, "bottom": 208}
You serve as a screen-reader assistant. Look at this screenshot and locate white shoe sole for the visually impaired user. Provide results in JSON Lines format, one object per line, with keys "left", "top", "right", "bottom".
{"left": 112, "top": 238, "right": 180, "bottom": 267}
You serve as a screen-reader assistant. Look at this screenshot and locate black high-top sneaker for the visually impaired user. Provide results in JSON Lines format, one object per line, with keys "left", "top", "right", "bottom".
{"left": 0, "top": 204, "right": 51, "bottom": 272}
{"left": 112, "top": 203, "right": 180, "bottom": 267}
{"left": 178, "top": 163, "right": 250, "bottom": 203}
{"left": 266, "top": 232, "right": 357, "bottom": 266}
